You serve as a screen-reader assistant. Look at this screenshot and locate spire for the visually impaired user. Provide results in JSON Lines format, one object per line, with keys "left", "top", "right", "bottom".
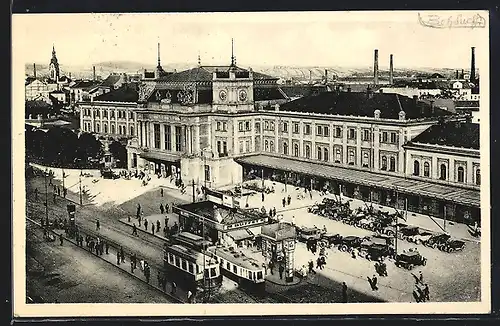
{"left": 197, "top": 53, "right": 201, "bottom": 67}
{"left": 157, "top": 42, "right": 161, "bottom": 68}
{"left": 231, "top": 38, "right": 235, "bottom": 66}
{"left": 52, "top": 44, "right": 55, "bottom": 55}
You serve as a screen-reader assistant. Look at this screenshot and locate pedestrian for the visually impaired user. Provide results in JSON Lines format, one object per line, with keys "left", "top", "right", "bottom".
{"left": 419, "top": 271, "right": 424, "bottom": 284}
{"left": 57, "top": 187, "right": 61, "bottom": 196}
{"left": 63, "top": 188, "right": 67, "bottom": 198}
{"left": 117, "top": 251, "right": 121, "bottom": 265}
{"left": 187, "top": 290, "right": 193, "bottom": 303}
{"left": 132, "top": 253, "right": 137, "bottom": 270}
{"left": 272, "top": 207, "right": 276, "bottom": 217}
{"left": 287, "top": 195, "right": 291, "bottom": 206}
{"left": 171, "top": 281, "right": 177, "bottom": 294}
{"left": 308, "top": 260, "right": 316, "bottom": 274}
{"left": 144, "top": 219, "right": 148, "bottom": 230}
{"left": 156, "top": 220, "right": 161, "bottom": 233}
{"left": 268, "top": 260, "right": 274, "bottom": 275}
{"left": 130, "top": 260, "right": 134, "bottom": 273}
{"left": 105, "top": 241, "right": 109, "bottom": 254}
{"left": 160, "top": 203, "right": 165, "bottom": 214}
{"left": 423, "top": 283, "right": 430, "bottom": 301}
{"left": 152, "top": 223, "right": 155, "bottom": 235}
{"left": 309, "top": 191, "right": 313, "bottom": 200}
{"left": 269, "top": 208, "right": 273, "bottom": 217}
{"left": 132, "top": 223, "right": 138, "bottom": 236}
{"left": 94, "top": 242, "right": 99, "bottom": 255}
{"left": 59, "top": 233, "right": 63, "bottom": 246}
{"left": 120, "top": 246, "right": 125, "bottom": 263}
{"left": 282, "top": 197, "right": 286, "bottom": 208}
{"left": 292, "top": 215, "right": 296, "bottom": 226}
{"left": 136, "top": 203, "right": 141, "bottom": 219}
{"left": 96, "top": 219, "right": 100, "bottom": 231}
{"left": 368, "top": 275, "right": 378, "bottom": 291}
{"left": 261, "top": 192, "right": 265, "bottom": 202}
{"left": 278, "top": 264, "right": 284, "bottom": 280}
{"left": 342, "top": 282, "right": 348, "bottom": 303}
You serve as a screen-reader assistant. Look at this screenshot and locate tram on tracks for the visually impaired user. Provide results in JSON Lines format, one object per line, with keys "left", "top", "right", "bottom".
{"left": 164, "top": 244, "right": 223, "bottom": 292}
{"left": 207, "top": 246, "right": 266, "bottom": 294}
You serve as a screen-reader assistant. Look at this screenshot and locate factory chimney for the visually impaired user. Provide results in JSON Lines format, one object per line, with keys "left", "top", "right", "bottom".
{"left": 456, "top": 70, "right": 459, "bottom": 79}
{"left": 470, "top": 47, "right": 476, "bottom": 83}
{"left": 389, "top": 54, "right": 394, "bottom": 85}
{"left": 374, "top": 49, "right": 379, "bottom": 85}
{"left": 461, "top": 69, "right": 464, "bottom": 79}
{"left": 93, "top": 66, "right": 96, "bottom": 81}
{"left": 33, "top": 63, "right": 36, "bottom": 79}
{"left": 324, "top": 69, "right": 328, "bottom": 84}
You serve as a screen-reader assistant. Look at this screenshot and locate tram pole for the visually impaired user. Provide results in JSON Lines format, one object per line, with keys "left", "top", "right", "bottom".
{"left": 44, "top": 169, "right": 49, "bottom": 226}
{"left": 444, "top": 205, "right": 447, "bottom": 231}
{"left": 79, "top": 170, "right": 83, "bottom": 206}
{"left": 192, "top": 179, "right": 196, "bottom": 203}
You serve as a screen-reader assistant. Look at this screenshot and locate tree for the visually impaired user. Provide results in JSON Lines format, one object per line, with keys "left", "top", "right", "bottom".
{"left": 109, "top": 140, "right": 128, "bottom": 168}
{"left": 76, "top": 133, "right": 103, "bottom": 165}
{"left": 43, "top": 127, "right": 79, "bottom": 166}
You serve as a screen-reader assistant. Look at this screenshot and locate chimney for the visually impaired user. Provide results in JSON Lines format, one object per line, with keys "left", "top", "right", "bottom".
{"left": 430, "top": 100, "right": 435, "bottom": 114}
{"left": 374, "top": 49, "right": 379, "bottom": 85}
{"left": 456, "top": 70, "right": 459, "bottom": 79}
{"left": 470, "top": 47, "right": 476, "bottom": 82}
{"left": 325, "top": 69, "right": 328, "bottom": 83}
{"left": 389, "top": 54, "right": 394, "bottom": 85}
{"left": 461, "top": 69, "right": 464, "bottom": 79}
{"left": 93, "top": 66, "right": 96, "bottom": 81}
{"left": 33, "top": 63, "right": 36, "bottom": 79}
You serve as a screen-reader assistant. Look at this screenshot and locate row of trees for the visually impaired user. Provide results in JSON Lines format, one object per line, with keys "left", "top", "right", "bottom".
{"left": 25, "top": 126, "right": 127, "bottom": 169}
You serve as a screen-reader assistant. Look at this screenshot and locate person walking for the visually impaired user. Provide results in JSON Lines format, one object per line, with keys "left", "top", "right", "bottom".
{"left": 261, "top": 192, "right": 265, "bottom": 202}
{"left": 96, "top": 219, "right": 100, "bottom": 231}
{"left": 342, "top": 282, "right": 348, "bottom": 303}
{"left": 105, "top": 241, "right": 109, "bottom": 254}
{"left": 287, "top": 195, "right": 291, "bottom": 206}
{"left": 57, "top": 187, "right": 61, "bottom": 196}
{"left": 272, "top": 207, "right": 276, "bottom": 217}
{"left": 171, "top": 281, "right": 177, "bottom": 295}
{"left": 145, "top": 265, "right": 150, "bottom": 284}
{"left": 418, "top": 271, "right": 424, "bottom": 284}
{"left": 117, "top": 251, "right": 121, "bottom": 265}
{"left": 282, "top": 197, "right": 286, "bottom": 208}
{"left": 160, "top": 204, "right": 165, "bottom": 214}
{"left": 144, "top": 219, "right": 148, "bottom": 231}
{"left": 367, "top": 275, "right": 378, "bottom": 291}
{"left": 268, "top": 260, "right": 274, "bottom": 275}
{"left": 59, "top": 233, "right": 63, "bottom": 246}
{"left": 308, "top": 260, "right": 316, "bottom": 274}
{"left": 160, "top": 188, "right": 164, "bottom": 197}
{"left": 156, "top": 220, "right": 161, "bottom": 233}
{"left": 152, "top": 223, "right": 155, "bottom": 235}
{"left": 63, "top": 188, "right": 67, "bottom": 198}
{"left": 278, "top": 264, "right": 284, "bottom": 280}
{"left": 132, "top": 224, "right": 138, "bottom": 236}
{"left": 136, "top": 203, "right": 141, "bottom": 219}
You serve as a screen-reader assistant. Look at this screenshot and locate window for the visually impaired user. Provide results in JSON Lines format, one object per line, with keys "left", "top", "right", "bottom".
{"left": 188, "top": 263, "right": 194, "bottom": 274}
{"left": 317, "top": 125, "right": 323, "bottom": 136}
{"left": 335, "top": 148, "right": 341, "bottom": 163}
{"left": 103, "top": 110, "right": 108, "bottom": 118}
{"left": 111, "top": 124, "right": 115, "bottom": 134}
{"left": 381, "top": 156, "right": 387, "bottom": 170}
{"left": 238, "top": 122, "right": 244, "bottom": 132}
{"left": 389, "top": 157, "right": 396, "bottom": 172}
{"left": 255, "top": 136, "right": 260, "bottom": 152}
{"left": 335, "top": 127, "right": 342, "bottom": 138}
{"left": 265, "top": 121, "right": 269, "bottom": 130}
{"left": 255, "top": 122, "right": 261, "bottom": 133}
{"left": 457, "top": 166, "right": 465, "bottom": 182}
{"left": 245, "top": 140, "right": 250, "bottom": 152}
{"left": 440, "top": 164, "right": 447, "bottom": 180}
{"left": 270, "top": 140, "right": 275, "bottom": 152}
{"left": 130, "top": 125, "right": 134, "bottom": 136}
{"left": 181, "top": 259, "right": 187, "bottom": 270}
{"left": 293, "top": 123, "right": 299, "bottom": 134}
{"left": 265, "top": 140, "right": 269, "bottom": 151}
{"left": 111, "top": 111, "right": 115, "bottom": 119}
{"left": 153, "top": 124, "right": 161, "bottom": 149}
{"left": 283, "top": 122, "right": 288, "bottom": 133}
{"left": 424, "top": 162, "right": 430, "bottom": 177}
{"left": 348, "top": 128, "right": 356, "bottom": 139}
{"left": 363, "top": 130, "right": 370, "bottom": 141}
{"left": 257, "top": 271, "right": 263, "bottom": 280}
{"left": 217, "top": 140, "right": 222, "bottom": 154}
{"left": 222, "top": 141, "right": 228, "bottom": 155}
{"left": 348, "top": 149, "right": 355, "bottom": 165}
{"left": 305, "top": 145, "right": 311, "bottom": 159}
{"left": 283, "top": 142, "right": 288, "bottom": 155}
{"left": 382, "top": 132, "right": 388, "bottom": 143}
{"left": 413, "top": 160, "right": 420, "bottom": 176}
{"left": 129, "top": 111, "right": 133, "bottom": 119}
{"left": 226, "top": 262, "right": 230, "bottom": 270}
{"left": 239, "top": 141, "right": 244, "bottom": 153}
{"left": 210, "top": 268, "right": 216, "bottom": 277}
{"left": 270, "top": 122, "right": 275, "bottom": 131}
{"left": 168, "top": 253, "right": 173, "bottom": 263}
{"left": 362, "top": 152, "right": 369, "bottom": 167}
{"left": 204, "top": 269, "right": 210, "bottom": 279}
{"left": 317, "top": 147, "right": 322, "bottom": 160}
{"left": 175, "top": 126, "right": 182, "bottom": 151}
{"left": 294, "top": 144, "right": 299, "bottom": 157}
{"left": 96, "top": 123, "right": 100, "bottom": 133}
{"left": 222, "top": 122, "right": 227, "bottom": 131}
{"left": 175, "top": 257, "right": 180, "bottom": 267}
{"left": 233, "top": 265, "right": 237, "bottom": 274}
{"left": 323, "top": 148, "right": 329, "bottom": 162}
{"left": 245, "top": 121, "right": 250, "bottom": 131}
{"left": 390, "top": 132, "right": 397, "bottom": 144}
{"left": 216, "top": 122, "right": 221, "bottom": 131}
{"left": 104, "top": 124, "right": 108, "bottom": 133}
{"left": 476, "top": 168, "right": 481, "bottom": 185}
{"left": 205, "top": 165, "right": 210, "bottom": 183}
{"left": 324, "top": 126, "right": 329, "bottom": 137}
{"left": 304, "top": 124, "right": 311, "bottom": 135}
{"left": 165, "top": 125, "right": 171, "bottom": 150}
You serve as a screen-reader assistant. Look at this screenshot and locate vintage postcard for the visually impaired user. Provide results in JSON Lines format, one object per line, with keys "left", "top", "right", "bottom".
{"left": 12, "top": 10, "right": 490, "bottom": 317}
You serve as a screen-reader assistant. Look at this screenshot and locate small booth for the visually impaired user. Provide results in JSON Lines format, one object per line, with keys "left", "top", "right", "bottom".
{"left": 260, "top": 223, "right": 297, "bottom": 283}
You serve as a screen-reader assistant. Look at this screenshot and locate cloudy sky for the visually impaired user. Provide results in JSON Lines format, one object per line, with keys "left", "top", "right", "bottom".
{"left": 13, "top": 11, "right": 488, "bottom": 69}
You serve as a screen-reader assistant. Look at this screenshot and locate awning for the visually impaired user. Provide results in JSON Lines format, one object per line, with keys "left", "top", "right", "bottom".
{"left": 235, "top": 154, "right": 480, "bottom": 207}
{"left": 140, "top": 151, "right": 181, "bottom": 163}
{"left": 227, "top": 229, "right": 254, "bottom": 241}
{"left": 247, "top": 226, "right": 262, "bottom": 237}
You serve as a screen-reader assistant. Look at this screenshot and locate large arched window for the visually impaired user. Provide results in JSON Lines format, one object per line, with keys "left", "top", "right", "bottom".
{"left": 305, "top": 145, "right": 311, "bottom": 159}
{"left": 104, "top": 124, "right": 108, "bottom": 133}
{"left": 457, "top": 166, "right": 465, "bottom": 182}
{"left": 440, "top": 164, "right": 447, "bottom": 180}
{"left": 362, "top": 152, "right": 369, "bottom": 167}
{"left": 270, "top": 140, "right": 275, "bottom": 152}
{"left": 423, "top": 162, "right": 430, "bottom": 177}
{"left": 389, "top": 157, "right": 396, "bottom": 172}
{"left": 476, "top": 168, "right": 481, "bottom": 185}
{"left": 96, "top": 123, "right": 100, "bottom": 133}
{"left": 294, "top": 144, "right": 299, "bottom": 157}
{"left": 317, "top": 147, "right": 322, "bottom": 160}
{"left": 324, "top": 148, "right": 329, "bottom": 162}
{"left": 335, "top": 148, "right": 341, "bottom": 163}
{"left": 111, "top": 124, "right": 115, "bottom": 134}
{"left": 348, "top": 149, "right": 355, "bottom": 165}
{"left": 264, "top": 140, "right": 269, "bottom": 151}
{"left": 381, "top": 156, "right": 387, "bottom": 170}
{"left": 283, "top": 142, "right": 288, "bottom": 155}
{"left": 130, "top": 126, "right": 134, "bottom": 136}
{"left": 255, "top": 136, "right": 261, "bottom": 152}
{"left": 413, "top": 160, "right": 420, "bottom": 176}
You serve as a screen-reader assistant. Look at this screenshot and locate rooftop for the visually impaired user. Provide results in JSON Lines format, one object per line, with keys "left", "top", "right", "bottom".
{"left": 157, "top": 65, "right": 278, "bottom": 83}
{"left": 208, "top": 246, "right": 263, "bottom": 271}
{"left": 93, "top": 83, "right": 139, "bottom": 102}
{"left": 261, "top": 223, "right": 296, "bottom": 241}
{"left": 70, "top": 80, "right": 102, "bottom": 90}
{"left": 176, "top": 201, "right": 267, "bottom": 225}
{"left": 409, "top": 121, "right": 479, "bottom": 150}
{"left": 278, "top": 91, "right": 453, "bottom": 120}
{"left": 455, "top": 100, "right": 479, "bottom": 108}
{"left": 101, "top": 74, "right": 124, "bottom": 87}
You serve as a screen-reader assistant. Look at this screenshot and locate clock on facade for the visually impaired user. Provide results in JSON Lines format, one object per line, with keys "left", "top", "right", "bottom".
{"left": 238, "top": 89, "right": 247, "bottom": 101}
{"left": 219, "top": 90, "right": 227, "bottom": 101}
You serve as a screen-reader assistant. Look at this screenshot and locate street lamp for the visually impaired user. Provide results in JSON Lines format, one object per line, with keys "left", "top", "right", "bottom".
{"left": 79, "top": 169, "right": 83, "bottom": 205}
{"left": 44, "top": 169, "right": 49, "bottom": 226}
{"left": 201, "top": 147, "right": 212, "bottom": 198}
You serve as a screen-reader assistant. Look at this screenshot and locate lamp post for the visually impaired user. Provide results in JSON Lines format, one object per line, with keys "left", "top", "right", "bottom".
{"left": 62, "top": 167, "right": 65, "bottom": 197}
{"left": 44, "top": 169, "right": 49, "bottom": 226}
{"left": 79, "top": 169, "right": 83, "bottom": 205}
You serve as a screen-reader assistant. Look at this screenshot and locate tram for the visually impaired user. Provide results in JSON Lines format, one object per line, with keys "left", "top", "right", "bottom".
{"left": 164, "top": 244, "right": 223, "bottom": 292}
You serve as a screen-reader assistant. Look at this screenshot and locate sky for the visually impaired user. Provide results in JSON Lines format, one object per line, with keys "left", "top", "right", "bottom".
{"left": 12, "top": 11, "right": 488, "bottom": 69}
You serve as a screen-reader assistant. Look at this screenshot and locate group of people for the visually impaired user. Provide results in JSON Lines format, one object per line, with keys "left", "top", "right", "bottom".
{"left": 412, "top": 271, "right": 430, "bottom": 303}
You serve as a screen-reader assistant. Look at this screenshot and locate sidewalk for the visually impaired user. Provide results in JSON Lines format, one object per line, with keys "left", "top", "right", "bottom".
{"left": 118, "top": 213, "right": 179, "bottom": 242}
{"left": 238, "top": 180, "right": 479, "bottom": 243}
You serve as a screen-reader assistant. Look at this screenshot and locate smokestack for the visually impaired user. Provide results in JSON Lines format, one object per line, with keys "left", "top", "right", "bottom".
{"left": 93, "top": 66, "right": 96, "bottom": 81}
{"left": 461, "top": 69, "right": 464, "bottom": 79}
{"left": 374, "top": 49, "right": 379, "bottom": 85}
{"left": 389, "top": 54, "right": 394, "bottom": 85}
{"left": 325, "top": 69, "right": 328, "bottom": 83}
{"left": 456, "top": 70, "right": 459, "bottom": 79}
{"left": 33, "top": 63, "right": 36, "bottom": 79}
{"left": 470, "top": 47, "right": 476, "bottom": 82}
